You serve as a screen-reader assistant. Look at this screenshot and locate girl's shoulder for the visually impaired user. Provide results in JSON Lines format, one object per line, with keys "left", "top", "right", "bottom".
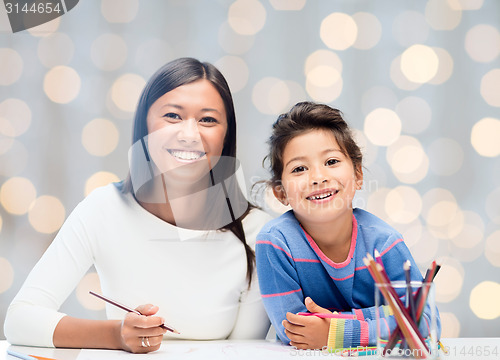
{"left": 353, "top": 208, "right": 404, "bottom": 245}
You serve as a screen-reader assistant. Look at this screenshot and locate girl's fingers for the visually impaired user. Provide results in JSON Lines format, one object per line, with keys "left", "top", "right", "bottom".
{"left": 282, "top": 319, "right": 304, "bottom": 336}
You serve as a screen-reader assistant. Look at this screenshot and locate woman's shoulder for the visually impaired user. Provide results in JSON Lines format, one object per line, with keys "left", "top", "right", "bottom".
{"left": 74, "top": 182, "right": 130, "bottom": 216}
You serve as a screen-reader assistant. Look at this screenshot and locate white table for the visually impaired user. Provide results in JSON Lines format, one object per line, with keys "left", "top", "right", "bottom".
{"left": 2, "top": 338, "right": 500, "bottom": 360}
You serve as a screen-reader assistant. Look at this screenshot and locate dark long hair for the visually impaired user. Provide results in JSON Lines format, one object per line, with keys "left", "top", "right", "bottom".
{"left": 122, "top": 57, "right": 255, "bottom": 286}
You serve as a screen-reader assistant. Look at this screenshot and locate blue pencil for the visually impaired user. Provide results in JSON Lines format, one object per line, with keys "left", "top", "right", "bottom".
{"left": 7, "top": 350, "right": 37, "bottom": 360}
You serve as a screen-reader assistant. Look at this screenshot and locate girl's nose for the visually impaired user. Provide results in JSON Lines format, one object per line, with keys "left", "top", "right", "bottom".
{"left": 310, "top": 168, "right": 328, "bottom": 185}
{"left": 177, "top": 118, "right": 200, "bottom": 144}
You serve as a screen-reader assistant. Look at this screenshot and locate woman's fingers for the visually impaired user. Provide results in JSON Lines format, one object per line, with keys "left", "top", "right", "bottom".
{"left": 120, "top": 304, "right": 167, "bottom": 353}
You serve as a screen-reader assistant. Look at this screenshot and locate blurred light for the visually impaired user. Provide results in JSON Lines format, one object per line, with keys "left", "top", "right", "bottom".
{"left": 307, "top": 65, "right": 340, "bottom": 87}
{"left": 0, "top": 98, "right": 31, "bottom": 137}
{"left": 352, "top": 129, "right": 378, "bottom": 167}
{"left": 320, "top": 12, "right": 358, "bottom": 50}
{"left": 485, "top": 230, "right": 500, "bottom": 267}
{"left": 269, "top": 0, "right": 306, "bottom": 10}
{"left": 480, "top": 70, "right": 500, "bottom": 107}
{"left": 434, "top": 258, "right": 464, "bottom": 303}
{"left": 426, "top": 201, "right": 459, "bottom": 228}
{"left": 135, "top": 39, "right": 174, "bottom": 77}
{"left": 0, "top": 257, "right": 14, "bottom": 293}
{"left": 0, "top": 136, "right": 14, "bottom": 155}
{"left": 76, "top": 272, "right": 105, "bottom": 311}
{"left": 428, "top": 47, "right": 454, "bottom": 85}
{"left": 361, "top": 87, "right": 398, "bottom": 116}
{"left": 422, "top": 188, "right": 461, "bottom": 232}
{"left": 471, "top": 117, "right": 500, "bottom": 157}
{"left": 85, "top": 171, "right": 120, "bottom": 197}
{"left": 28, "top": 195, "right": 66, "bottom": 234}
{"left": 44, "top": 66, "right": 81, "bottom": 104}
{"left": 428, "top": 138, "right": 464, "bottom": 176}
{"left": 385, "top": 186, "right": 422, "bottom": 224}
{"left": 111, "top": 73, "right": 146, "bottom": 113}
{"left": 283, "top": 81, "right": 307, "bottom": 110}
{"left": 395, "top": 96, "right": 432, "bottom": 134}
{"left": 390, "top": 56, "right": 421, "bottom": 91}
{"left": 37, "top": 32, "right": 74, "bottom": 68}
{"left": 252, "top": 77, "right": 290, "bottom": 115}
{"left": 425, "top": 0, "right": 462, "bottom": 30}
{"left": 101, "top": 0, "right": 138, "bottom": 23}
{"left": 305, "top": 50, "right": 343, "bottom": 74}
{"left": 439, "top": 312, "right": 460, "bottom": 337}
{"left": 214, "top": 56, "right": 249, "bottom": 93}
{"left": 228, "top": 0, "right": 267, "bottom": 36}
{"left": 387, "top": 136, "right": 429, "bottom": 184}
{"left": 352, "top": 12, "right": 382, "bottom": 50}
{"left": 304, "top": 51, "right": 344, "bottom": 102}
{"left": 400, "top": 219, "right": 423, "bottom": 248}
{"left": 400, "top": 45, "right": 439, "bottom": 84}
{"left": 27, "top": 17, "right": 60, "bottom": 37}
{"left": 486, "top": 187, "right": 500, "bottom": 224}
{"left": 0, "top": 177, "right": 36, "bottom": 215}
{"left": 364, "top": 108, "right": 401, "bottom": 146}
{"left": 450, "top": 211, "right": 484, "bottom": 249}
{"left": 470, "top": 281, "right": 500, "bottom": 319}
{"left": 0, "top": 214, "right": 2, "bottom": 233}
{"left": 465, "top": 24, "right": 500, "bottom": 63}
{"left": 366, "top": 187, "right": 391, "bottom": 223}
{"left": 0, "top": 48, "right": 23, "bottom": 85}
{"left": 448, "top": 0, "right": 483, "bottom": 10}
{"left": 218, "top": 22, "right": 255, "bottom": 55}
{"left": 91, "top": 33, "right": 128, "bottom": 71}
{"left": 82, "top": 118, "right": 119, "bottom": 157}
{"left": 305, "top": 76, "right": 343, "bottom": 103}
{"left": 0, "top": 140, "right": 29, "bottom": 176}
{"left": 408, "top": 228, "right": 439, "bottom": 264}
{"left": 392, "top": 11, "right": 429, "bottom": 47}
{"left": 264, "top": 186, "right": 291, "bottom": 215}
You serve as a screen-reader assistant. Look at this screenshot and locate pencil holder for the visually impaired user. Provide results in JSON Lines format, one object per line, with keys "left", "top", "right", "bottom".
{"left": 375, "top": 281, "right": 438, "bottom": 359}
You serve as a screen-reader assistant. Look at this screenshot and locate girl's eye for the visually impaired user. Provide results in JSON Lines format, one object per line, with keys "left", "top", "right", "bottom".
{"left": 199, "top": 117, "right": 218, "bottom": 125}
{"left": 326, "top": 159, "right": 339, "bottom": 166}
{"left": 291, "top": 166, "right": 306, "bottom": 173}
{"left": 163, "top": 113, "right": 181, "bottom": 121}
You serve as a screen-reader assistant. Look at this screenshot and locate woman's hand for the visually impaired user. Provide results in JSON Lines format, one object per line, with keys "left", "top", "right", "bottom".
{"left": 119, "top": 304, "right": 167, "bottom": 353}
{"left": 283, "top": 297, "right": 332, "bottom": 350}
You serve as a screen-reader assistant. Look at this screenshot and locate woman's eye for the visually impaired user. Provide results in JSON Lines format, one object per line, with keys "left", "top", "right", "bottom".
{"left": 199, "top": 117, "right": 218, "bottom": 125}
{"left": 291, "top": 166, "right": 306, "bottom": 173}
{"left": 326, "top": 159, "right": 339, "bottom": 166}
{"left": 163, "top": 113, "right": 181, "bottom": 121}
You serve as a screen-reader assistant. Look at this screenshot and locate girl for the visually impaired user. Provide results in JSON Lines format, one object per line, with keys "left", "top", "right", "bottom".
{"left": 256, "top": 102, "right": 440, "bottom": 350}
{"left": 4, "top": 58, "right": 271, "bottom": 353}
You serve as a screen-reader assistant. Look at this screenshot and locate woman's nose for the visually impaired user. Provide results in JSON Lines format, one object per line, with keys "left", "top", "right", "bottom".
{"left": 177, "top": 118, "right": 200, "bottom": 144}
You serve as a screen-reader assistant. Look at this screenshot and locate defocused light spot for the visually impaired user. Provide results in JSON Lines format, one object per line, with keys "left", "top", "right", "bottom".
{"left": 428, "top": 138, "right": 464, "bottom": 176}
{"left": 265, "top": 186, "right": 291, "bottom": 215}
{"left": 228, "top": 0, "right": 266, "bottom": 36}
{"left": 361, "top": 87, "right": 397, "bottom": 116}
{"left": 135, "top": 39, "right": 174, "bottom": 77}
{"left": 470, "top": 281, "right": 500, "bottom": 319}
{"left": 305, "top": 50, "right": 343, "bottom": 75}
{"left": 385, "top": 186, "right": 422, "bottom": 224}
{"left": 0, "top": 257, "right": 14, "bottom": 293}
{"left": 320, "top": 12, "right": 358, "bottom": 50}
{"left": 387, "top": 136, "right": 429, "bottom": 184}
{"left": 0, "top": 214, "right": 2, "bottom": 233}
{"left": 0, "top": 140, "right": 29, "bottom": 176}
{"left": 0, "top": 48, "right": 23, "bottom": 85}
{"left": 409, "top": 228, "right": 439, "bottom": 264}
{"left": 485, "top": 230, "right": 500, "bottom": 267}
{"left": 85, "top": 171, "right": 120, "bottom": 197}
{"left": 0, "top": 98, "right": 31, "bottom": 137}
{"left": 395, "top": 96, "right": 431, "bottom": 134}
{"left": 218, "top": 22, "right": 255, "bottom": 55}
{"left": 44, "top": 66, "right": 81, "bottom": 104}
{"left": 37, "top": 32, "right": 74, "bottom": 68}
{"left": 111, "top": 73, "right": 145, "bottom": 113}
{"left": 439, "top": 312, "right": 460, "bottom": 338}
{"left": 27, "top": 17, "right": 60, "bottom": 37}
{"left": 352, "top": 129, "right": 378, "bottom": 167}
{"left": 401, "top": 45, "right": 439, "bottom": 84}
{"left": 450, "top": 210, "right": 484, "bottom": 250}
{"left": 91, "top": 33, "right": 128, "bottom": 71}
{"left": 480, "top": 70, "right": 500, "bottom": 107}
{"left": 304, "top": 51, "right": 343, "bottom": 102}
{"left": 306, "top": 77, "right": 343, "bottom": 103}
{"left": 392, "top": 11, "right": 429, "bottom": 47}
{"left": 428, "top": 47, "right": 454, "bottom": 85}
{"left": 269, "top": 0, "right": 305, "bottom": 10}
{"left": 390, "top": 56, "right": 421, "bottom": 91}
{"left": 364, "top": 108, "right": 401, "bottom": 146}
{"left": 425, "top": 0, "right": 462, "bottom": 30}
{"left": 0, "top": 177, "right": 36, "bottom": 215}
{"left": 448, "top": 0, "right": 483, "bottom": 10}
{"left": 434, "top": 258, "right": 464, "bottom": 303}
{"left": 76, "top": 272, "right": 105, "bottom": 311}
{"left": 28, "top": 195, "right": 65, "bottom": 234}
{"left": 401, "top": 219, "right": 423, "bottom": 248}
{"left": 352, "top": 12, "right": 381, "bottom": 50}
{"left": 214, "top": 56, "right": 248, "bottom": 93}
{"left": 82, "top": 118, "right": 119, "bottom": 157}
{"left": 0, "top": 136, "right": 14, "bottom": 155}
{"left": 307, "top": 65, "right": 340, "bottom": 87}
{"left": 283, "top": 81, "right": 307, "bottom": 110}
{"left": 426, "top": 201, "right": 459, "bottom": 228}
{"left": 101, "top": 0, "right": 138, "bottom": 23}
{"left": 486, "top": 187, "right": 500, "bottom": 224}
{"left": 471, "top": 117, "right": 500, "bottom": 157}
{"left": 252, "top": 77, "right": 290, "bottom": 115}
{"left": 366, "top": 187, "right": 391, "bottom": 223}
{"left": 465, "top": 24, "right": 500, "bottom": 63}
{"left": 422, "top": 188, "right": 462, "bottom": 238}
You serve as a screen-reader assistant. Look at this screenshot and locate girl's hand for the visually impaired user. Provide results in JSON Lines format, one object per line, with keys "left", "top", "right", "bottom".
{"left": 283, "top": 297, "right": 332, "bottom": 350}
{"left": 119, "top": 304, "right": 167, "bottom": 353}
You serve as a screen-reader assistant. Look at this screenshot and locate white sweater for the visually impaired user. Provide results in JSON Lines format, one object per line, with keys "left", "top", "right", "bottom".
{"left": 4, "top": 184, "right": 272, "bottom": 347}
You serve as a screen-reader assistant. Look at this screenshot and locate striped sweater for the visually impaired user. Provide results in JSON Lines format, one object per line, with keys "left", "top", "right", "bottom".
{"left": 256, "top": 208, "right": 441, "bottom": 348}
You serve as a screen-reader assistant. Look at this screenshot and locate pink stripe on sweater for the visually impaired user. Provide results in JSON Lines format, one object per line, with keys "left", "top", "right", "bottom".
{"left": 256, "top": 241, "right": 321, "bottom": 263}
{"left": 262, "top": 289, "right": 301, "bottom": 298}
{"left": 330, "top": 273, "right": 354, "bottom": 281}
{"left": 380, "top": 238, "right": 404, "bottom": 256}
{"left": 360, "top": 321, "right": 369, "bottom": 346}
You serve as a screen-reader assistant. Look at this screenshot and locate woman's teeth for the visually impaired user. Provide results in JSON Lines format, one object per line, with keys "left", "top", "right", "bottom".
{"left": 168, "top": 150, "right": 204, "bottom": 160}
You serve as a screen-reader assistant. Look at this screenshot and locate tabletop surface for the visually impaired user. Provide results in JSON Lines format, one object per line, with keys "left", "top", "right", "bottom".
{"left": 2, "top": 338, "right": 500, "bottom": 360}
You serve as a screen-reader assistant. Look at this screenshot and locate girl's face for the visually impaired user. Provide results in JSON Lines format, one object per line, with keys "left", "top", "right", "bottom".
{"left": 146, "top": 79, "right": 228, "bottom": 184}
{"left": 274, "top": 129, "right": 363, "bottom": 226}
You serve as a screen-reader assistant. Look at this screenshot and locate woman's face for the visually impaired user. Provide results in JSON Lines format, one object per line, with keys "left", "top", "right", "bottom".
{"left": 146, "top": 79, "right": 228, "bottom": 185}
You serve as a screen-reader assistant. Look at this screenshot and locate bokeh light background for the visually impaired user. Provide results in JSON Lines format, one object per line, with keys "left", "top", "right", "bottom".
{"left": 1, "top": 0, "right": 500, "bottom": 339}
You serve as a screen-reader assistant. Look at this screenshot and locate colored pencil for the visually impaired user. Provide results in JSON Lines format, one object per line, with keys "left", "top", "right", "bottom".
{"left": 297, "top": 312, "right": 356, "bottom": 319}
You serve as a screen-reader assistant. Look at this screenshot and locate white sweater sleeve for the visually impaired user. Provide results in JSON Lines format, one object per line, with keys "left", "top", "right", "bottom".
{"left": 4, "top": 201, "right": 95, "bottom": 347}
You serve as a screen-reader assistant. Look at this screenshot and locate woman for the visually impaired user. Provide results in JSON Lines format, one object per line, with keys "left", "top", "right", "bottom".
{"left": 4, "top": 58, "right": 271, "bottom": 353}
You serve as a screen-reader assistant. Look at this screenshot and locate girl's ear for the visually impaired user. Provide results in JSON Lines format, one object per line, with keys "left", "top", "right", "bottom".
{"left": 355, "top": 165, "right": 364, "bottom": 190}
{"left": 272, "top": 184, "right": 289, "bottom": 206}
